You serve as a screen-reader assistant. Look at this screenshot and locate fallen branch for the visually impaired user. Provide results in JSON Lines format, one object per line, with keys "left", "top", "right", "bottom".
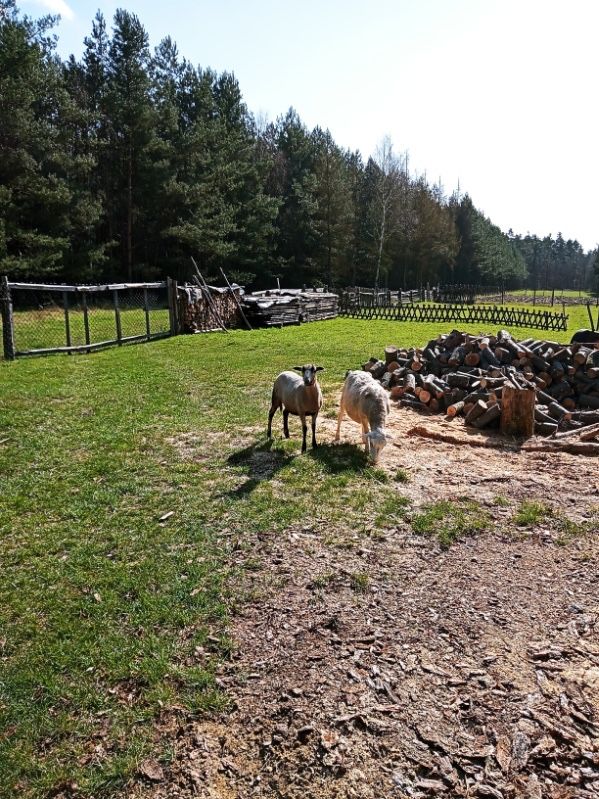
{"left": 404, "top": 425, "right": 516, "bottom": 450}
{"left": 553, "top": 421, "right": 599, "bottom": 441}
{"left": 522, "top": 440, "right": 599, "bottom": 456}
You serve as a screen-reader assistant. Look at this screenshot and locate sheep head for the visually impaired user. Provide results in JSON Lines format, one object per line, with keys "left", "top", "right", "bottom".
{"left": 366, "top": 429, "right": 391, "bottom": 463}
{"left": 293, "top": 364, "right": 324, "bottom": 386}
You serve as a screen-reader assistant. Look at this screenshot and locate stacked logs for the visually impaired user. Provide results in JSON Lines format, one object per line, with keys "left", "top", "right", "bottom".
{"left": 362, "top": 329, "right": 599, "bottom": 438}
{"left": 178, "top": 284, "right": 243, "bottom": 332}
{"left": 242, "top": 289, "right": 338, "bottom": 327}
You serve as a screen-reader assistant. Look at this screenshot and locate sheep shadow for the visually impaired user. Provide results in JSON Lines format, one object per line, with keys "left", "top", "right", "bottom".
{"left": 225, "top": 439, "right": 294, "bottom": 498}
{"left": 308, "top": 442, "right": 370, "bottom": 474}
{"left": 224, "top": 438, "right": 371, "bottom": 500}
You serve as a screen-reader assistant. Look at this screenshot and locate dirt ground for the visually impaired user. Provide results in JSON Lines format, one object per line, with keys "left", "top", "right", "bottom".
{"left": 129, "top": 408, "right": 599, "bottom": 799}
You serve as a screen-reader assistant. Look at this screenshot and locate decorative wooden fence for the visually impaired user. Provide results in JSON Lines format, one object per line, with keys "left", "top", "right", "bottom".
{"left": 339, "top": 300, "right": 568, "bottom": 331}
{"left": 1, "top": 277, "right": 178, "bottom": 359}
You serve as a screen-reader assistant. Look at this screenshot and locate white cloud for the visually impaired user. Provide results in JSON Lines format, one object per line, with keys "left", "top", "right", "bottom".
{"left": 32, "top": 0, "right": 75, "bottom": 21}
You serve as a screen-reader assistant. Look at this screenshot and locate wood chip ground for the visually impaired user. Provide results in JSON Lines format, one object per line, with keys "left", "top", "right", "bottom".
{"left": 127, "top": 408, "right": 599, "bottom": 799}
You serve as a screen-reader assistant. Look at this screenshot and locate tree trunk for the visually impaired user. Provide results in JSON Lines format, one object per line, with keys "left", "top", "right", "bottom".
{"left": 127, "top": 145, "right": 133, "bottom": 281}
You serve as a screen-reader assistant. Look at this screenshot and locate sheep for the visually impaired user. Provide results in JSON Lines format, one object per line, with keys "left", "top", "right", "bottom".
{"left": 335, "top": 370, "right": 391, "bottom": 463}
{"left": 267, "top": 364, "right": 324, "bottom": 452}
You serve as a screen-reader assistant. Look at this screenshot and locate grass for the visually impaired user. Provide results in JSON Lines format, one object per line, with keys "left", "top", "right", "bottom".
{"left": 0, "top": 318, "right": 424, "bottom": 797}
{"left": 349, "top": 572, "right": 370, "bottom": 593}
{"left": 411, "top": 499, "right": 489, "bottom": 549}
{"left": 513, "top": 500, "right": 550, "bottom": 526}
{"left": 394, "top": 468, "right": 410, "bottom": 483}
{"left": 508, "top": 288, "right": 596, "bottom": 300}
{"left": 11, "top": 307, "right": 170, "bottom": 352}
{"left": 0, "top": 311, "right": 593, "bottom": 797}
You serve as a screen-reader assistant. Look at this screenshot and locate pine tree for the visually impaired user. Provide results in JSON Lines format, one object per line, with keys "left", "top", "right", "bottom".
{"left": 105, "top": 9, "right": 156, "bottom": 279}
{"left": 0, "top": 2, "right": 102, "bottom": 278}
{"left": 273, "top": 109, "right": 321, "bottom": 286}
{"left": 311, "top": 128, "right": 353, "bottom": 287}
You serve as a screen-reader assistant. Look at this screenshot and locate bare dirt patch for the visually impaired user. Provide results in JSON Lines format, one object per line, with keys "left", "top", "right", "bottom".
{"left": 130, "top": 407, "right": 599, "bottom": 799}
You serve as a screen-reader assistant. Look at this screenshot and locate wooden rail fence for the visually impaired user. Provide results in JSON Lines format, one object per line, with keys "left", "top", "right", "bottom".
{"left": 339, "top": 301, "right": 568, "bottom": 331}
{"left": 1, "top": 277, "right": 178, "bottom": 359}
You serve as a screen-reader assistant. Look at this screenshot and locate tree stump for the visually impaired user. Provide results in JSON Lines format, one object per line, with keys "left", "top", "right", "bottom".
{"left": 500, "top": 385, "right": 535, "bottom": 438}
{"left": 384, "top": 345, "right": 399, "bottom": 364}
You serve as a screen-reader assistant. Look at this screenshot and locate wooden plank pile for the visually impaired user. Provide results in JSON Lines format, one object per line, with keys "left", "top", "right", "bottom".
{"left": 362, "top": 329, "right": 599, "bottom": 448}
{"left": 242, "top": 288, "right": 338, "bottom": 327}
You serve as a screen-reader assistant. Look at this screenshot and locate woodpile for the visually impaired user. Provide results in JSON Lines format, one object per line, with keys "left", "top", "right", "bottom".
{"left": 361, "top": 329, "right": 599, "bottom": 451}
{"left": 178, "top": 284, "right": 243, "bottom": 332}
{"left": 242, "top": 288, "right": 338, "bottom": 327}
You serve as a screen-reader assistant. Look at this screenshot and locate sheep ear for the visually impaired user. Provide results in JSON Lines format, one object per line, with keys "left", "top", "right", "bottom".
{"left": 315, "top": 366, "right": 324, "bottom": 372}
{"left": 293, "top": 366, "right": 303, "bottom": 372}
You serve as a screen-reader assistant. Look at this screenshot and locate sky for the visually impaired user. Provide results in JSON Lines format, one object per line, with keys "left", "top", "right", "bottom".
{"left": 20, "top": 0, "right": 599, "bottom": 251}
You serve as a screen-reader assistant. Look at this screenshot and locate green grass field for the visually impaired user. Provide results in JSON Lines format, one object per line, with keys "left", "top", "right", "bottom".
{"left": 11, "top": 307, "right": 170, "bottom": 353}
{"left": 0, "top": 311, "right": 593, "bottom": 796}
{"left": 508, "top": 288, "right": 594, "bottom": 299}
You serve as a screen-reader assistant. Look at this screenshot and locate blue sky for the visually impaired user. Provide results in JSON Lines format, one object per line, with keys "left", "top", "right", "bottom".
{"left": 20, "top": 0, "right": 599, "bottom": 251}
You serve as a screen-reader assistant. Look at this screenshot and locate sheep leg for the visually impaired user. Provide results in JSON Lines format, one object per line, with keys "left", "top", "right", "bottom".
{"left": 334, "top": 401, "right": 345, "bottom": 441}
{"left": 283, "top": 409, "right": 290, "bottom": 438}
{"left": 361, "top": 420, "right": 370, "bottom": 450}
{"left": 299, "top": 412, "right": 308, "bottom": 453}
{"left": 267, "top": 403, "right": 279, "bottom": 439}
{"left": 311, "top": 413, "right": 318, "bottom": 449}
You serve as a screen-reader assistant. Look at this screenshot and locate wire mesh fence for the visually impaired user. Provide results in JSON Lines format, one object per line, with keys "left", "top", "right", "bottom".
{"left": 1, "top": 278, "right": 175, "bottom": 359}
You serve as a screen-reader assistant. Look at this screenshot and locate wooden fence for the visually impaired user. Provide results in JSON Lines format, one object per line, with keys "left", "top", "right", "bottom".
{"left": 339, "top": 301, "right": 569, "bottom": 331}
{"left": 341, "top": 286, "right": 433, "bottom": 306}
{"left": 1, "top": 277, "right": 178, "bottom": 359}
{"left": 436, "top": 284, "right": 502, "bottom": 304}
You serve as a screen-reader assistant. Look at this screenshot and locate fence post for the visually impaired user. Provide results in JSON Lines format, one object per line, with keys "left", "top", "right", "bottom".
{"left": 1, "top": 276, "right": 16, "bottom": 360}
{"left": 81, "top": 291, "right": 91, "bottom": 353}
{"left": 113, "top": 289, "right": 122, "bottom": 345}
{"left": 63, "top": 291, "right": 72, "bottom": 349}
{"left": 143, "top": 287, "right": 151, "bottom": 339}
{"left": 167, "top": 278, "right": 179, "bottom": 335}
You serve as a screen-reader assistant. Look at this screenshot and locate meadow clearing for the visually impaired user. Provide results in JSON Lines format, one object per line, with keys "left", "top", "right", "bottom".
{"left": 1, "top": 309, "right": 597, "bottom": 798}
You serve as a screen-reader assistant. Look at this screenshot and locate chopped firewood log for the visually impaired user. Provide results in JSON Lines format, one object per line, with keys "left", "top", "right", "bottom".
{"left": 384, "top": 345, "right": 399, "bottom": 364}
{"left": 472, "top": 403, "right": 502, "bottom": 429}
{"left": 415, "top": 387, "right": 432, "bottom": 404}
{"left": 579, "top": 394, "right": 599, "bottom": 409}
{"left": 404, "top": 373, "right": 416, "bottom": 394}
{"left": 535, "top": 421, "right": 559, "bottom": 435}
{"left": 445, "top": 399, "right": 465, "bottom": 417}
{"left": 465, "top": 400, "right": 488, "bottom": 425}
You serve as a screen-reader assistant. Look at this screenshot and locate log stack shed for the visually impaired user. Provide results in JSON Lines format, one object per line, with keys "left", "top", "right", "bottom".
{"left": 178, "top": 284, "right": 339, "bottom": 332}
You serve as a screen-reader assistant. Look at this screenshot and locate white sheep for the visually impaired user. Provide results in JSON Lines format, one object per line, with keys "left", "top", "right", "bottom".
{"left": 335, "top": 370, "right": 391, "bottom": 463}
{"left": 267, "top": 364, "right": 324, "bottom": 452}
